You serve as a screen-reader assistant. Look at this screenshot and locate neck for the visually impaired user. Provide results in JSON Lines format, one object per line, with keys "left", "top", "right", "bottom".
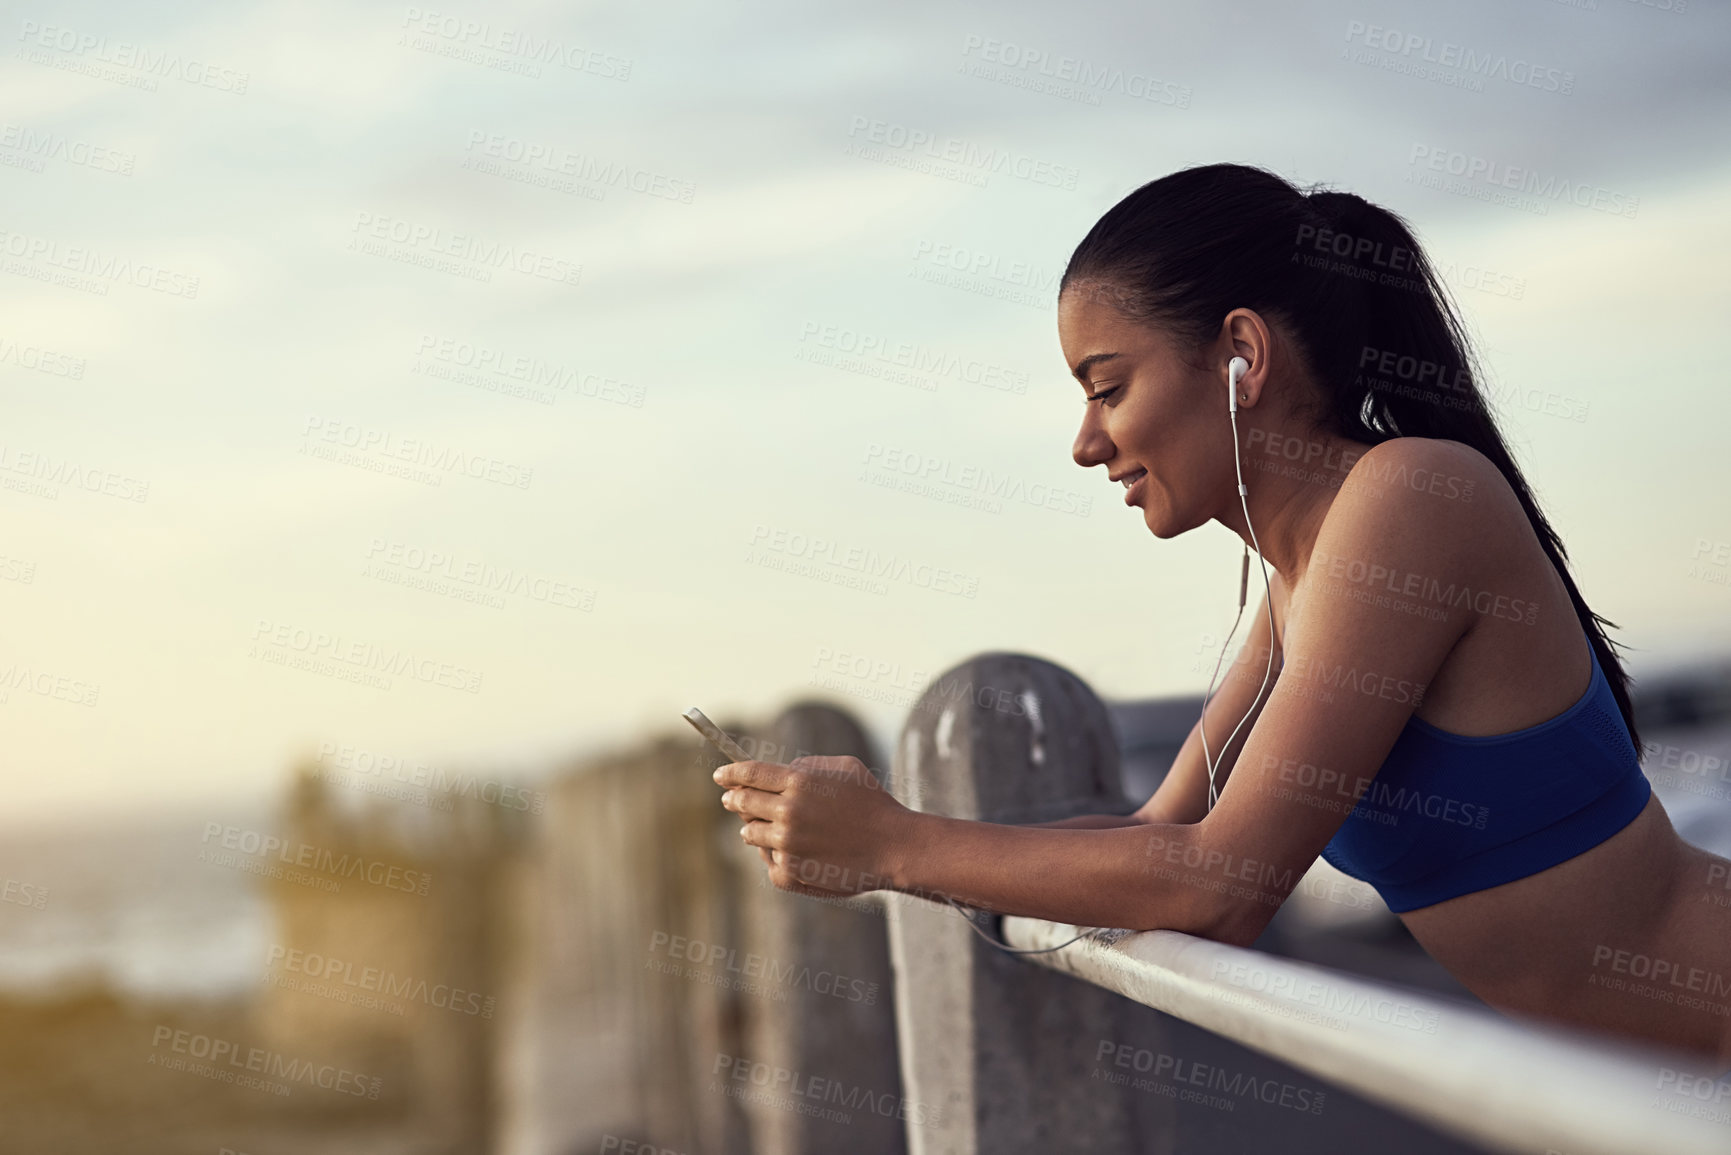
{"left": 1215, "top": 421, "right": 1373, "bottom": 582}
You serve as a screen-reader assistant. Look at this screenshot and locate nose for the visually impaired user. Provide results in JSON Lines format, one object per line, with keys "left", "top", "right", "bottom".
{"left": 1073, "top": 406, "right": 1114, "bottom": 470}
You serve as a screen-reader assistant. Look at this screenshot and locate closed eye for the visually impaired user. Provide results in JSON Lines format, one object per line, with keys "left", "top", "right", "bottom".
{"left": 1084, "top": 385, "right": 1122, "bottom": 404}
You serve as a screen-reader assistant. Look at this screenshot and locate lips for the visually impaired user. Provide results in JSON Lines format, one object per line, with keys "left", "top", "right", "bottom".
{"left": 1117, "top": 467, "right": 1148, "bottom": 506}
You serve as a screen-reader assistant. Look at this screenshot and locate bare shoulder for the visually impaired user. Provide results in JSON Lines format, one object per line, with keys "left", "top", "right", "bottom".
{"left": 1299, "top": 437, "right": 1524, "bottom": 632}
{"left": 1324, "top": 437, "right": 1524, "bottom": 559}
{"left": 1340, "top": 436, "right": 1511, "bottom": 511}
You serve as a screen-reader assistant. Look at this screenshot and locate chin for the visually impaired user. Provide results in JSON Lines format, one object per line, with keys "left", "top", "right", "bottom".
{"left": 1139, "top": 500, "right": 1197, "bottom": 541}
{"left": 1140, "top": 504, "right": 1181, "bottom": 540}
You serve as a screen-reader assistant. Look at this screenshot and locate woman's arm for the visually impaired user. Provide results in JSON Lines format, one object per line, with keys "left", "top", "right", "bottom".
{"left": 885, "top": 814, "right": 1233, "bottom": 934}
{"left": 1028, "top": 814, "right": 1145, "bottom": 829}
{"left": 1026, "top": 588, "right": 1285, "bottom": 831}
{"left": 720, "top": 441, "right": 1484, "bottom": 944}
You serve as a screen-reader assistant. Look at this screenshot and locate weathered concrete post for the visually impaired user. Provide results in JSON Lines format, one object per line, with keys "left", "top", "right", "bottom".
{"left": 728, "top": 701, "right": 907, "bottom": 1154}
{"left": 885, "top": 652, "right": 1178, "bottom": 1154}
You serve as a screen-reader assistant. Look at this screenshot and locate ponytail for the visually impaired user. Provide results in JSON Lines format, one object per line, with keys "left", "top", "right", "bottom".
{"left": 1062, "top": 164, "right": 1640, "bottom": 756}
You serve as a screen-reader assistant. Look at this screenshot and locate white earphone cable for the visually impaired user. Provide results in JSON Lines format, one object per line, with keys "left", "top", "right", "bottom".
{"left": 1200, "top": 361, "right": 1279, "bottom": 813}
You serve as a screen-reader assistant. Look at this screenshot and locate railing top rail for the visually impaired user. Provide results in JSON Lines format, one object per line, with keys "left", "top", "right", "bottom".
{"left": 1002, "top": 917, "right": 1731, "bottom": 1155}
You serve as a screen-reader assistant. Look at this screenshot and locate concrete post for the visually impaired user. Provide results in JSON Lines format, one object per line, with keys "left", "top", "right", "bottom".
{"left": 884, "top": 652, "right": 1178, "bottom": 1154}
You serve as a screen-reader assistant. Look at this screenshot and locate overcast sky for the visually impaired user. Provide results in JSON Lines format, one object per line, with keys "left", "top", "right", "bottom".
{"left": 2, "top": 0, "right": 1728, "bottom": 824}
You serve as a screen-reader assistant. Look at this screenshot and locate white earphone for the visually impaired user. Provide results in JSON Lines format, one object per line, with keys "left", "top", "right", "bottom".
{"left": 1198, "top": 354, "right": 1278, "bottom": 812}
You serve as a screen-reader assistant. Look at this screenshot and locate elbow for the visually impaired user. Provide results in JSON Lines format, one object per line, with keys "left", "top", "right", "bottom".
{"left": 1131, "top": 888, "right": 1275, "bottom": 946}
{"left": 1195, "top": 894, "right": 1277, "bottom": 948}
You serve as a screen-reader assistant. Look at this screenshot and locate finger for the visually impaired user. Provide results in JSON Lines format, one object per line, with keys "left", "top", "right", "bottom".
{"left": 714, "top": 760, "right": 793, "bottom": 792}
{"left": 728, "top": 786, "right": 784, "bottom": 822}
{"left": 740, "top": 817, "right": 780, "bottom": 851}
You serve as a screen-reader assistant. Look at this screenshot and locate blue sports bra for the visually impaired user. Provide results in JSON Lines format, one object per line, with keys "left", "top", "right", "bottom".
{"left": 1313, "top": 638, "right": 1651, "bottom": 913}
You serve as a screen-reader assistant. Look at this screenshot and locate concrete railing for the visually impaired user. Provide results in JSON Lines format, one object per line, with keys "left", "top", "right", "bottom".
{"left": 1003, "top": 919, "right": 1729, "bottom": 1155}
{"left": 885, "top": 651, "right": 1731, "bottom": 1155}
{"left": 459, "top": 648, "right": 1730, "bottom": 1153}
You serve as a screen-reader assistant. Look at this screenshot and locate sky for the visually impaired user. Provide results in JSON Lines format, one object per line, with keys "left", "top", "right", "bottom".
{"left": 1, "top": 0, "right": 1728, "bottom": 824}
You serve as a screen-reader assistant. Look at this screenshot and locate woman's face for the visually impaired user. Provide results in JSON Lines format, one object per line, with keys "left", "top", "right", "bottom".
{"left": 1058, "top": 285, "right": 1235, "bottom": 539}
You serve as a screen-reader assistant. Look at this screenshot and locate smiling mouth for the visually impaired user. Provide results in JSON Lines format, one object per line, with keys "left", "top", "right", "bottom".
{"left": 1117, "top": 467, "right": 1147, "bottom": 490}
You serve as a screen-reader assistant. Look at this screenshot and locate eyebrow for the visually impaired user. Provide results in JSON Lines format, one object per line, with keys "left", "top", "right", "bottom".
{"left": 1072, "top": 352, "right": 1122, "bottom": 385}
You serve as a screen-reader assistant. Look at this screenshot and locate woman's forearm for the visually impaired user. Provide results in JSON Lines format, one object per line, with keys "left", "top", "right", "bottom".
{"left": 883, "top": 809, "right": 1217, "bottom": 933}
{"left": 1025, "top": 813, "right": 1145, "bottom": 829}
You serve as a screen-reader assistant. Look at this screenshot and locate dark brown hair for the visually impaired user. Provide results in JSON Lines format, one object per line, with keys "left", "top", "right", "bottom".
{"left": 1061, "top": 162, "right": 1639, "bottom": 755}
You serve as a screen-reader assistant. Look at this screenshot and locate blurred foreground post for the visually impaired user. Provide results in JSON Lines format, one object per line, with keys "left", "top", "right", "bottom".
{"left": 497, "top": 698, "right": 901, "bottom": 1155}
{"left": 728, "top": 702, "right": 906, "bottom": 1155}
{"left": 885, "top": 652, "right": 1177, "bottom": 1153}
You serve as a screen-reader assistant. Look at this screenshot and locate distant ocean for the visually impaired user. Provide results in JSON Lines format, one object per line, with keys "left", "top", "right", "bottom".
{"left": 0, "top": 809, "right": 274, "bottom": 1002}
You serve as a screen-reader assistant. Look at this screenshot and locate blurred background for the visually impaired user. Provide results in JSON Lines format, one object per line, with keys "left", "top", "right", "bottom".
{"left": 1, "top": 0, "right": 1727, "bottom": 1151}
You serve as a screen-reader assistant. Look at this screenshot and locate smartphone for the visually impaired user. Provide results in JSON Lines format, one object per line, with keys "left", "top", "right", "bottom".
{"left": 685, "top": 708, "right": 780, "bottom": 864}
{"left": 682, "top": 707, "right": 753, "bottom": 763}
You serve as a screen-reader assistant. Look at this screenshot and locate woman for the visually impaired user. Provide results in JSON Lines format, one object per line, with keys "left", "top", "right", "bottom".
{"left": 716, "top": 163, "right": 1731, "bottom": 1065}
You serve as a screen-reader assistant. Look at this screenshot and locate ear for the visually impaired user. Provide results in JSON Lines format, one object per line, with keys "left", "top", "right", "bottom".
{"left": 1219, "top": 308, "right": 1275, "bottom": 408}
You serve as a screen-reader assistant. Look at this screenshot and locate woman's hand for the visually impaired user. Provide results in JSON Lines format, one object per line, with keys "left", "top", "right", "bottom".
{"left": 714, "top": 755, "right": 914, "bottom": 898}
